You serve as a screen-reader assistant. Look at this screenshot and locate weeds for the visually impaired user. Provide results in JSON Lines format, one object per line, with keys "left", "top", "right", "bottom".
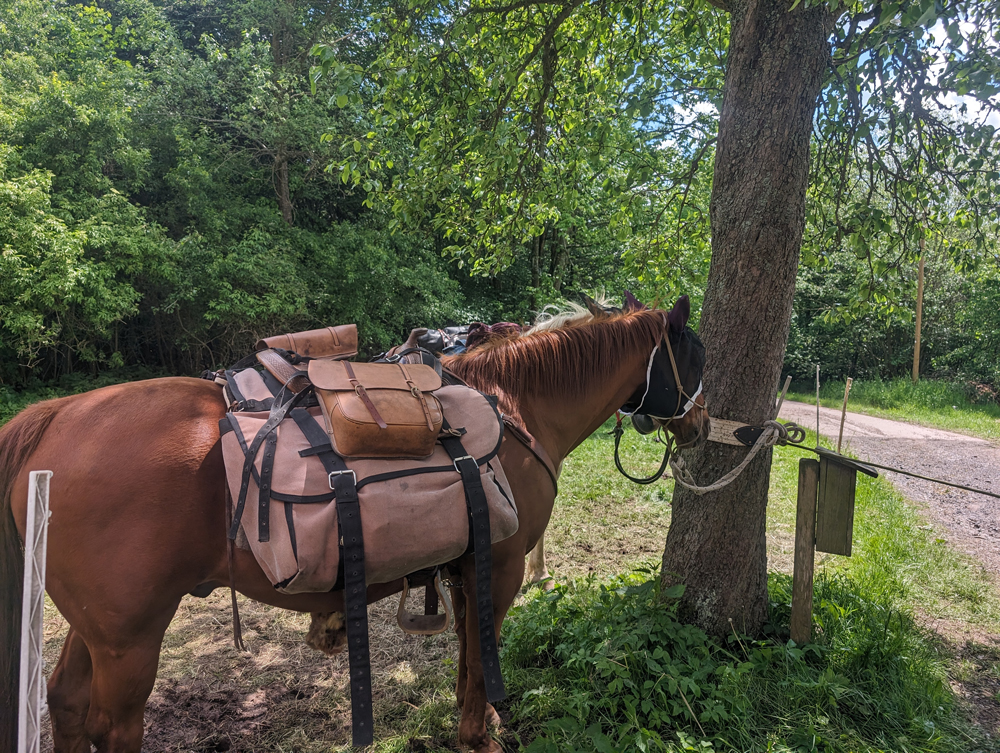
{"left": 502, "top": 570, "right": 984, "bottom": 753}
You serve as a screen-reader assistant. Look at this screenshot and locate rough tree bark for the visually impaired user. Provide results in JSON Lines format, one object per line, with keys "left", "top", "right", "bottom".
{"left": 661, "top": 0, "right": 832, "bottom": 636}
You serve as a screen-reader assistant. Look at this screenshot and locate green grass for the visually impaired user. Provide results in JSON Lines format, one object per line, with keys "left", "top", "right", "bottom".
{"left": 492, "top": 423, "right": 1000, "bottom": 753}
{"left": 787, "top": 377, "right": 1000, "bottom": 443}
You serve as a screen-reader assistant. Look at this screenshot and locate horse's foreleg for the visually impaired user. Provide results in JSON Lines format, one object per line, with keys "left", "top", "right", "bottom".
{"left": 82, "top": 602, "right": 178, "bottom": 753}
{"left": 457, "top": 543, "right": 525, "bottom": 753}
{"left": 48, "top": 628, "right": 93, "bottom": 753}
{"left": 451, "top": 580, "right": 468, "bottom": 712}
{"left": 525, "top": 533, "right": 554, "bottom": 591}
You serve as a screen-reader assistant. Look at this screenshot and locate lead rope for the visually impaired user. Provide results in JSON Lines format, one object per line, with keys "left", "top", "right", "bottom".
{"left": 612, "top": 413, "right": 672, "bottom": 484}
{"left": 669, "top": 420, "right": 806, "bottom": 495}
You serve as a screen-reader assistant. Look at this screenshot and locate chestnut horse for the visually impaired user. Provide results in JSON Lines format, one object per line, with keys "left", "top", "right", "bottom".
{"left": 0, "top": 298, "right": 707, "bottom": 753}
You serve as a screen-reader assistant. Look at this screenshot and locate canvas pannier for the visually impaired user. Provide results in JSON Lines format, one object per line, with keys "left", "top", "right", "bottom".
{"left": 308, "top": 360, "right": 444, "bottom": 459}
{"left": 219, "top": 383, "right": 516, "bottom": 593}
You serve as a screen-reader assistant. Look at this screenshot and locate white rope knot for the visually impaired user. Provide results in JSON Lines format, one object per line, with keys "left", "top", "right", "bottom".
{"left": 669, "top": 419, "right": 805, "bottom": 495}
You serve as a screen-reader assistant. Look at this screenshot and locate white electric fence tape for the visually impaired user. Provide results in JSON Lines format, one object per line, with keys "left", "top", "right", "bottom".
{"left": 18, "top": 470, "right": 52, "bottom": 753}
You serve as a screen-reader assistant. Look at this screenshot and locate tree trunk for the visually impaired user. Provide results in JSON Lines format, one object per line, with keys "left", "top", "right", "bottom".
{"left": 661, "top": 0, "right": 831, "bottom": 636}
{"left": 275, "top": 155, "right": 294, "bottom": 225}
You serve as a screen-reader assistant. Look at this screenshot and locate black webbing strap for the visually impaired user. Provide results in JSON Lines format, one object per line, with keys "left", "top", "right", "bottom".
{"left": 257, "top": 429, "right": 278, "bottom": 542}
{"left": 439, "top": 432, "right": 506, "bottom": 704}
{"left": 289, "top": 409, "right": 374, "bottom": 746}
{"left": 332, "top": 471, "right": 373, "bottom": 746}
{"left": 228, "top": 389, "right": 305, "bottom": 540}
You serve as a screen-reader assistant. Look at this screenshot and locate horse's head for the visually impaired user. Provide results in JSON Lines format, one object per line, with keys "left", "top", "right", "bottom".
{"left": 619, "top": 293, "right": 710, "bottom": 449}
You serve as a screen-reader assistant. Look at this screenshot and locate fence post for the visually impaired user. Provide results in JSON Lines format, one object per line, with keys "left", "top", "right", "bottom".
{"left": 790, "top": 459, "right": 819, "bottom": 645}
{"left": 18, "top": 470, "right": 52, "bottom": 753}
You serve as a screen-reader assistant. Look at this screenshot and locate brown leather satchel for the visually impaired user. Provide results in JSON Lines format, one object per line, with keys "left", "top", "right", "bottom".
{"left": 256, "top": 324, "right": 358, "bottom": 360}
{"left": 308, "top": 360, "right": 444, "bottom": 458}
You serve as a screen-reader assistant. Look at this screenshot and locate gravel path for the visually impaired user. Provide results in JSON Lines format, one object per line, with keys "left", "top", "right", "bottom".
{"left": 778, "top": 401, "right": 1000, "bottom": 575}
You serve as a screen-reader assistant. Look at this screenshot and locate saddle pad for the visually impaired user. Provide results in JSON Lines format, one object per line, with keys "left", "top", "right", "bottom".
{"left": 219, "top": 385, "right": 517, "bottom": 593}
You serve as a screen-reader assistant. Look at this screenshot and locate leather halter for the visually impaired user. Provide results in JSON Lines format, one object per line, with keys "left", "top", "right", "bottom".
{"left": 621, "top": 324, "right": 702, "bottom": 425}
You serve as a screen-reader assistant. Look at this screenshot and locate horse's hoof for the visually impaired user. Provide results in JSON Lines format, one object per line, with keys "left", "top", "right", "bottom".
{"left": 471, "top": 738, "right": 502, "bottom": 753}
{"left": 523, "top": 574, "right": 555, "bottom": 593}
{"left": 305, "top": 612, "right": 347, "bottom": 655}
{"left": 485, "top": 703, "right": 502, "bottom": 728}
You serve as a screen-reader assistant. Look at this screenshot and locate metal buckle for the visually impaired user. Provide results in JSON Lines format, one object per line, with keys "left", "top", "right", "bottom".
{"left": 328, "top": 469, "right": 357, "bottom": 490}
{"left": 452, "top": 455, "right": 475, "bottom": 472}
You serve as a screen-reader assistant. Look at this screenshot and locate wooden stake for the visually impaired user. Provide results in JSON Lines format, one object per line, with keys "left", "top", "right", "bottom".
{"left": 790, "top": 458, "right": 820, "bottom": 645}
{"left": 912, "top": 242, "right": 925, "bottom": 383}
{"left": 837, "top": 378, "right": 853, "bottom": 454}
{"left": 815, "top": 365, "right": 821, "bottom": 449}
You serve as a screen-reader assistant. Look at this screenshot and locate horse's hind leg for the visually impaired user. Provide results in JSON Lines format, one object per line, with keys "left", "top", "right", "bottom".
{"left": 82, "top": 603, "right": 179, "bottom": 752}
{"left": 48, "top": 628, "right": 93, "bottom": 753}
{"left": 525, "top": 533, "right": 553, "bottom": 591}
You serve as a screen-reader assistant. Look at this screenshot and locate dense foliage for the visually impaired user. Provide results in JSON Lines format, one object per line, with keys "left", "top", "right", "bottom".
{"left": 0, "top": 0, "right": 621, "bottom": 387}
{"left": 1, "top": 0, "right": 998, "bottom": 393}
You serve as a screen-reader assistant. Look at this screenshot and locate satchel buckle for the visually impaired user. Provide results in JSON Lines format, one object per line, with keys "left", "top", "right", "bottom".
{"left": 452, "top": 455, "right": 475, "bottom": 472}
{"left": 328, "top": 469, "right": 357, "bottom": 490}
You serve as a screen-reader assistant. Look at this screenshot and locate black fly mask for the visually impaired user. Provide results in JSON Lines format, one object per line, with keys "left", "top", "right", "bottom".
{"left": 624, "top": 325, "right": 705, "bottom": 434}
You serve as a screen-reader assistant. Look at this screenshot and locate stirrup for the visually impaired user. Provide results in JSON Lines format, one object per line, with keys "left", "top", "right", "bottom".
{"left": 396, "top": 573, "right": 454, "bottom": 635}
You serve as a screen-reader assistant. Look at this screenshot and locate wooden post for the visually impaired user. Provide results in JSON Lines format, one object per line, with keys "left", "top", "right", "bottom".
{"left": 815, "top": 365, "right": 820, "bottom": 449}
{"left": 912, "top": 242, "right": 925, "bottom": 383}
{"left": 790, "top": 458, "right": 819, "bottom": 645}
{"left": 836, "top": 377, "right": 853, "bottom": 454}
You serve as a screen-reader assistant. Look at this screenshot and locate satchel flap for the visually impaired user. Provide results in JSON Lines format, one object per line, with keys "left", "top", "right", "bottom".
{"left": 308, "top": 360, "right": 442, "bottom": 392}
{"left": 256, "top": 324, "right": 358, "bottom": 359}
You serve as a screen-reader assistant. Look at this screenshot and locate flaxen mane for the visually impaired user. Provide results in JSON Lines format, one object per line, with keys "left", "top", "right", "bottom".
{"left": 443, "top": 308, "right": 665, "bottom": 405}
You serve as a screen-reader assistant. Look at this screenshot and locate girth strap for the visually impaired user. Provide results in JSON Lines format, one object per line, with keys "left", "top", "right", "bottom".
{"left": 332, "top": 470, "right": 374, "bottom": 747}
{"left": 439, "top": 429, "right": 506, "bottom": 704}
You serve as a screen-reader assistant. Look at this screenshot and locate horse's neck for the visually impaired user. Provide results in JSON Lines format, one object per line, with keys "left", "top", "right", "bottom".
{"left": 518, "top": 346, "right": 652, "bottom": 465}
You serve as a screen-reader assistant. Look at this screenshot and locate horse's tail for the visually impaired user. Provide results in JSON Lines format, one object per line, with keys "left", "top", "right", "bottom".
{"left": 0, "top": 400, "right": 60, "bottom": 753}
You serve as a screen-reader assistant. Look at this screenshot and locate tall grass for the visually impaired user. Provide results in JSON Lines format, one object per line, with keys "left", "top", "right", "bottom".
{"left": 787, "top": 377, "right": 1000, "bottom": 442}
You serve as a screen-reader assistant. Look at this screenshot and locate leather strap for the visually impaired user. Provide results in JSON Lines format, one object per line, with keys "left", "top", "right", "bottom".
{"left": 439, "top": 432, "right": 506, "bottom": 704}
{"left": 502, "top": 417, "right": 560, "bottom": 495}
{"left": 612, "top": 415, "right": 671, "bottom": 484}
{"left": 343, "top": 361, "right": 388, "bottom": 429}
{"left": 256, "top": 349, "right": 309, "bottom": 392}
{"left": 399, "top": 363, "right": 436, "bottom": 431}
{"left": 229, "top": 389, "right": 306, "bottom": 540}
{"left": 225, "top": 486, "right": 245, "bottom": 651}
{"left": 257, "top": 429, "right": 278, "bottom": 542}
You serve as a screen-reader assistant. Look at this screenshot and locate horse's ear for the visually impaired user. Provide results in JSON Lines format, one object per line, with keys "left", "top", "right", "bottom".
{"left": 668, "top": 295, "right": 690, "bottom": 332}
{"left": 582, "top": 294, "right": 606, "bottom": 317}
{"left": 623, "top": 290, "right": 647, "bottom": 311}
